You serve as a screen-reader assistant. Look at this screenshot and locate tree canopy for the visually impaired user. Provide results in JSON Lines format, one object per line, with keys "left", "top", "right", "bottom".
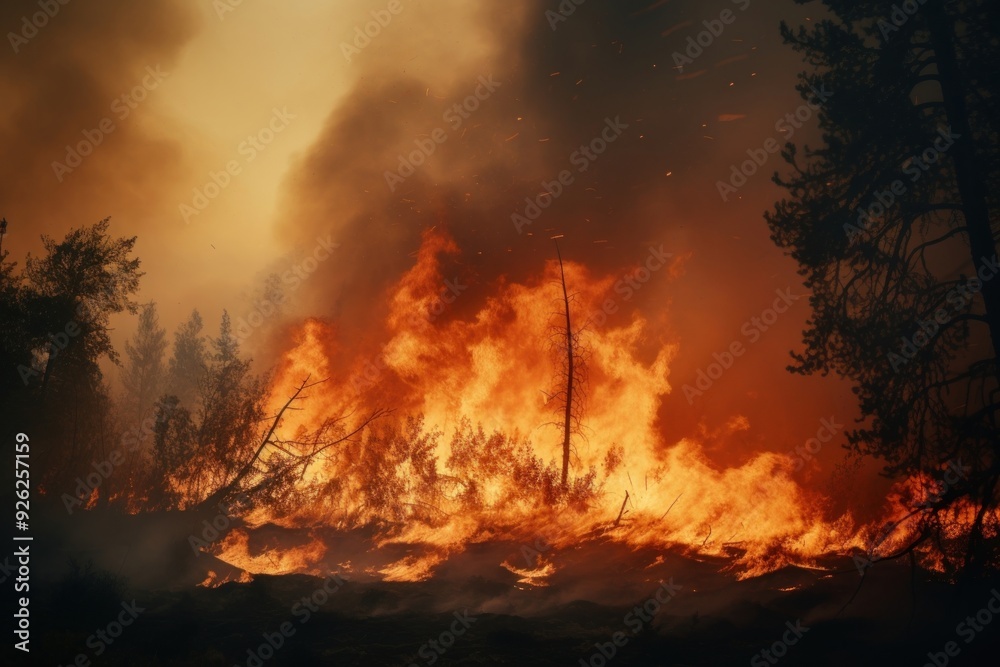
{"left": 767, "top": 0, "right": 999, "bottom": 579}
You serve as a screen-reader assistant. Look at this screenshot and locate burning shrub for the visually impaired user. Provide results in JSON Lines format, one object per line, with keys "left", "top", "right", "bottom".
{"left": 309, "top": 414, "right": 443, "bottom": 528}
{"left": 142, "top": 313, "right": 271, "bottom": 510}
{"left": 447, "top": 418, "right": 600, "bottom": 510}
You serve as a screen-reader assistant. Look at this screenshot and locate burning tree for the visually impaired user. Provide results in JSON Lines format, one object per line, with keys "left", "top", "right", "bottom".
{"left": 766, "top": 0, "right": 999, "bottom": 579}
{"left": 547, "top": 240, "right": 590, "bottom": 490}
{"left": 149, "top": 312, "right": 389, "bottom": 516}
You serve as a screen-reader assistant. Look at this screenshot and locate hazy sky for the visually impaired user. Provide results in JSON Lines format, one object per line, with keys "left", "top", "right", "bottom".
{"left": 2, "top": 0, "right": 881, "bottom": 510}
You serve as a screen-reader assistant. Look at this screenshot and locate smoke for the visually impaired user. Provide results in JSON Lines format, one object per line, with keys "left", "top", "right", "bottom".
{"left": 277, "top": 1, "right": 688, "bottom": 326}
{"left": 0, "top": 0, "right": 882, "bottom": 515}
{"left": 0, "top": 0, "right": 197, "bottom": 243}
{"left": 267, "top": 0, "right": 867, "bottom": 508}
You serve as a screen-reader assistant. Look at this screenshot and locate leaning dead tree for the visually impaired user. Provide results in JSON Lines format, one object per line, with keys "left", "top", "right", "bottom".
{"left": 546, "top": 239, "right": 589, "bottom": 489}
{"left": 558, "top": 242, "right": 575, "bottom": 487}
{"left": 196, "top": 376, "right": 389, "bottom": 514}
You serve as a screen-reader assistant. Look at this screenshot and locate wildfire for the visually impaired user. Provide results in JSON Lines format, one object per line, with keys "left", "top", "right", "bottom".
{"left": 501, "top": 557, "right": 557, "bottom": 588}
{"left": 213, "top": 529, "right": 329, "bottom": 578}
{"left": 214, "top": 228, "right": 869, "bottom": 582}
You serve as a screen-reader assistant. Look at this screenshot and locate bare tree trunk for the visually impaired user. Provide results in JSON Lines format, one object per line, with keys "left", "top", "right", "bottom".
{"left": 927, "top": 2, "right": 1000, "bottom": 374}
{"left": 556, "top": 242, "right": 574, "bottom": 488}
{"left": 926, "top": 0, "right": 1000, "bottom": 586}
{"left": 614, "top": 490, "right": 630, "bottom": 527}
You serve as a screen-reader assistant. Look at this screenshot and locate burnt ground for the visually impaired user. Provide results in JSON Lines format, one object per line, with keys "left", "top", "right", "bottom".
{"left": 7, "top": 507, "right": 1000, "bottom": 666}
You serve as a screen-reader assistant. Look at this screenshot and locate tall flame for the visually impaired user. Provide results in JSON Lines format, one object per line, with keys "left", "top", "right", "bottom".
{"left": 217, "top": 228, "right": 866, "bottom": 582}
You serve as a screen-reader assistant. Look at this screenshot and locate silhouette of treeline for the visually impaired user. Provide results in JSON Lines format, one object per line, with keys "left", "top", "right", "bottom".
{"left": 766, "top": 0, "right": 1000, "bottom": 582}
{"left": 0, "top": 219, "right": 602, "bottom": 529}
{"left": 0, "top": 218, "right": 281, "bottom": 512}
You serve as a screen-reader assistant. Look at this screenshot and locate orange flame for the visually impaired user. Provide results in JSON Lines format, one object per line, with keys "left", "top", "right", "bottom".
{"left": 216, "top": 228, "right": 868, "bottom": 581}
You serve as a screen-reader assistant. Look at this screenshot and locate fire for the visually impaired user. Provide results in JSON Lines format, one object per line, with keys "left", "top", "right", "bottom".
{"left": 873, "top": 469, "right": 1000, "bottom": 574}
{"left": 212, "top": 529, "right": 329, "bottom": 577}
{"left": 215, "top": 228, "right": 867, "bottom": 581}
{"left": 199, "top": 569, "right": 253, "bottom": 588}
{"left": 501, "top": 557, "right": 557, "bottom": 588}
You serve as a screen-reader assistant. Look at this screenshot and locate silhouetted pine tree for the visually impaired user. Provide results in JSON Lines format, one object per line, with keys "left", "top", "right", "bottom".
{"left": 165, "top": 309, "right": 207, "bottom": 408}
{"left": 121, "top": 302, "right": 167, "bottom": 426}
{"left": 767, "top": 0, "right": 999, "bottom": 579}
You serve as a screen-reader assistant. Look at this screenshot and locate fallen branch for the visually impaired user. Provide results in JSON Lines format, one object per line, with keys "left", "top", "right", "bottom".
{"left": 660, "top": 493, "right": 682, "bottom": 521}
{"left": 614, "top": 490, "right": 630, "bottom": 527}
